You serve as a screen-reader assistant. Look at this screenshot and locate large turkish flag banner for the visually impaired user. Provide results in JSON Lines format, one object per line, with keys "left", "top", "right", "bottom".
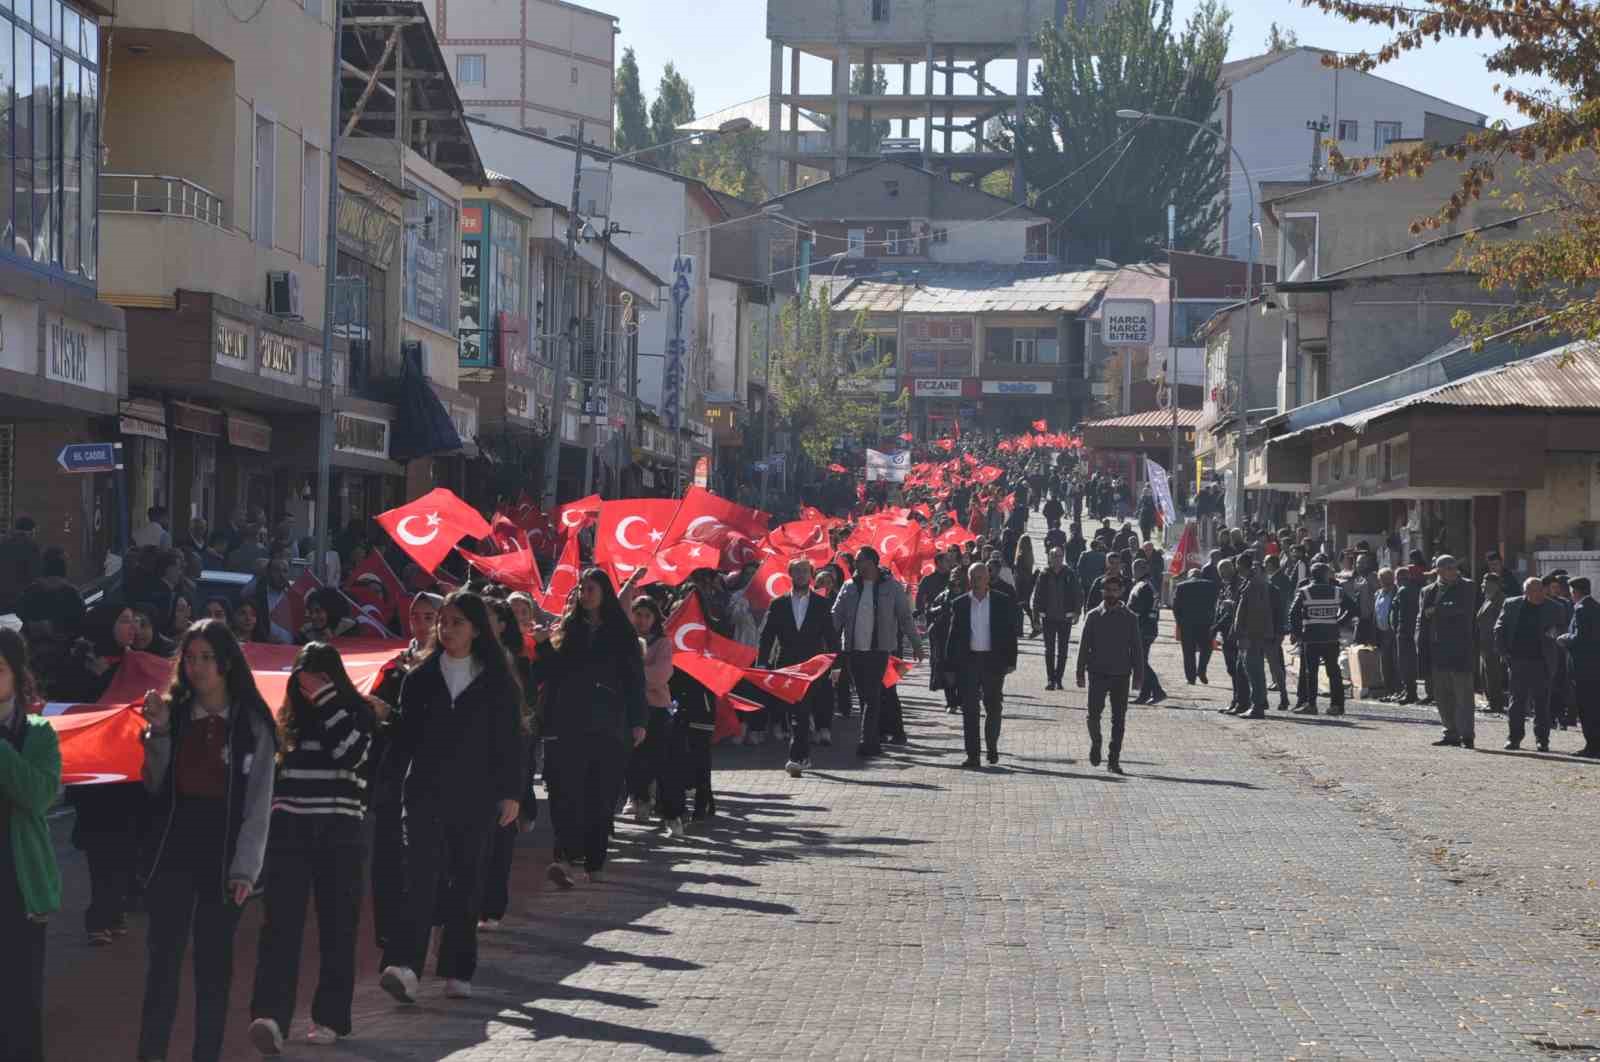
{"left": 594, "top": 499, "right": 679, "bottom": 577}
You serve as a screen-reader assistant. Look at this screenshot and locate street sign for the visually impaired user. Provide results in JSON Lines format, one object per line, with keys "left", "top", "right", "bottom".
{"left": 1102, "top": 298, "right": 1157, "bottom": 348}
{"left": 57, "top": 442, "right": 121, "bottom": 474}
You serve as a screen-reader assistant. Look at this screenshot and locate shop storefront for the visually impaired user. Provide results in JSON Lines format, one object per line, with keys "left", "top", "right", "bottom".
{"left": 909, "top": 376, "right": 975, "bottom": 440}
{"left": 979, "top": 379, "right": 1055, "bottom": 434}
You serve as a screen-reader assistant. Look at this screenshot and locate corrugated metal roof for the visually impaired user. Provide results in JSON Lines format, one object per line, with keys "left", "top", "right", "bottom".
{"left": 1081, "top": 408, "right": 1204, "bottom": 430}
{"left": 830, "top": 268, "right": 1115, "bottom": 315}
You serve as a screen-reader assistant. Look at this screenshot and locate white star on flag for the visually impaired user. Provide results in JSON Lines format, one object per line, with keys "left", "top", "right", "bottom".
{"left": 648, "top": 529, "right": 665, "bottom": 542}
{"left": 426, "top": 512, "right": 441, "bottom": 526}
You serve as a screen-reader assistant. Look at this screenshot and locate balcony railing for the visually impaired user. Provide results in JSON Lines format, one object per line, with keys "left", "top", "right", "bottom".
{"left": 100, "top": 173, "right": 226, "bottom": 228}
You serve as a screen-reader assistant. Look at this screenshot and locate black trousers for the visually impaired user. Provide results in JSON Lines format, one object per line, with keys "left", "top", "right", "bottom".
{"left": 1575, "top": 678, "right": 1600, "bottom": 751}
{"left": 957, "top": 660, "right": 1007, "bottom": 759}
{"left": 1086, "top": 673, "right": 1131, "bottom": 763}
{"left": 251, "top": 814, "right": 366, "bottom": 1037}
{"left": 369, "top": 798, "right": 406, "bottom": 951}
{"left": 1042, "top": 619, "right": 1073, "bottom": 684}
{"left": 481, "top": 822, "right": 518, "bottom": 922}
{"left": 787, "top": 684, "right": 831, "bottom": 763}
{"left": 1300, "top": 642, "right": 1344, "bottom": 707}
{"left": 881, "top": 682, "right": 906, "bottom": 740}
{"left": 381, "top": 811, "right": 491, "bottom": 982}
{"left": 549, "top": 731, "right": 628, "bottom": 872}
{"left": 1509, "top": 657, "right": 1552, "bottom": 745}
{"left": 138, "top": 866, "right": 245, "bottom": 1062}
{"left": 0, "top": 891, "right": 46, "bottom": 1062}
{"left": 835, "top": 661, "right": 855, "bottom": 718}
{"left": 1178, "top": 627, "right": 1212, "bottom": 683}
{"left": 626, "top": 706, "right": 675, "bottom": 809}
{"left": 83, "top": 834, "right": 137, "bottom": 934}
{"left": 846, "top": 651, "right": 890, "bottom": 753}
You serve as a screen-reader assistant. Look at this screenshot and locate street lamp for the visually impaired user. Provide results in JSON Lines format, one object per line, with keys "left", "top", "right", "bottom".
{"left": 1116, "top": 108, "right": 1256, "bottom": 527}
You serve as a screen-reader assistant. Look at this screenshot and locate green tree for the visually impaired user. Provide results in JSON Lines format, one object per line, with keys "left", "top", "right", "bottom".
{"left": 848, "top": 64, "right": 891, "bottom": 157}
{"left": 679, "top": 129, "right": 769, "bottom": 201}
{"left": 648, "top": 63, "right": 696, "bottom": 166}
{"left": 1013, "top": 0, "right": 1231, "bottom": 262}
{"left": 1264, "top": 22, "right": 1298, "bottom": 51}
{"left": 615, "top": 47, "right": 650, "bottom": 154}
{"left": 768, "top": 287, "right": 895, "bottom": 465}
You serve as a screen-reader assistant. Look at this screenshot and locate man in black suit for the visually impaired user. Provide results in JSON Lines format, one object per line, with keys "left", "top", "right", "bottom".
{"left": 1171, "top": 566, "right": 1219, "bottom": 684}
{"left": 943, "top": 562, "right": 1021, "bottom": 769}
{"left": 758, "top": 558, "right": 840, "bottom": 777}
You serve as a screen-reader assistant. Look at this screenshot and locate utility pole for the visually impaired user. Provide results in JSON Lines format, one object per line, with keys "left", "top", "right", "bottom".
{"left": 1166, "top": 202, "right": 1179, "bottom": 528}
{"left": 542, "top": 119, "right": 586, "bottom": 511}
{"left": 1306, "top": 115, "right": 1330, "bottom": 181}
{"left": 581, "top": 219, "right": 614, "bottom": 498}
{"left": 313, "top": 0, "right": 344, "bottom": 582}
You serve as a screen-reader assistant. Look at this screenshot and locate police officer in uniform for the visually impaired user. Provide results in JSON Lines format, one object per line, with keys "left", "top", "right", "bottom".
{"left": 1288, "top": 563, "right": 1356, "bottom": 715}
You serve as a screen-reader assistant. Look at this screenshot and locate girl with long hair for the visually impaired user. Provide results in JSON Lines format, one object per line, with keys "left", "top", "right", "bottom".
{"left": 1015, "top": 535, "right": 1039, "bottom": 638}
{"left": 624, "top": 596, "right": 686, "bottom": 838}
{"left": 247, "top": 642, "right": 375, "bottom": 1052}
{"left": 137, "top": 619, "right": 277, "bottom": 1062}
{"left": 0, "top": 629, "right": 61, "bottom": 1062}
{"left": 480, "top": 599, "right": 537, "bottom": 931}
{"left": 298, "top": 588, "right": 358, "bottom": 643}
{"left": 377, "top": 590, "right": 525, "bottom": 1005}
{"left": 531, "top": 569, "right": 646, "bottom": 888}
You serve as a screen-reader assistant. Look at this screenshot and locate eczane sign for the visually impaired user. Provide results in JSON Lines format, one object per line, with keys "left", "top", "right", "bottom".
{"left": 1102, "top": 298, "right": 1156, "bottom": 348}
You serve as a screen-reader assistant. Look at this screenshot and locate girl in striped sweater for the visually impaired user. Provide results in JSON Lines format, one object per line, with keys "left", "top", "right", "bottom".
{"left": 247, "top": 642, "right": 376, "bottom": 1054}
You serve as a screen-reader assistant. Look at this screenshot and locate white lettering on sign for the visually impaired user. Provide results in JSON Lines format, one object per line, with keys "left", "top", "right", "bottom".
{"left": 215, "top": 318, "right": 251, "bottom": 365}
{"left": 258, "top": 332, "right": 301, "bottom": 383}
{"left": 45, "top": 315, "right": 107, "bottom": 391}
{"left": 912, "top": 378, "right": 963, "bottom": 398}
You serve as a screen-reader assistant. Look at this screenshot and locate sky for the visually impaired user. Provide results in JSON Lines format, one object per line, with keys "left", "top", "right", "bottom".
{"left": 589, "top": 0, "right": 1535, "bottom": 129}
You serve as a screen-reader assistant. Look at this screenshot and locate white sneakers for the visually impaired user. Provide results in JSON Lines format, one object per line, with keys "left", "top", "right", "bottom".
{"left": 445, "top": 979, "right": 473, "bottom": 999}
{"left": 786, "top": 759, "right": 804, "bottom": 777}
{"left": 478, "top": 918, "right": 501, "bottom": 932}
{"left": 666, "top": 817, "right": 686, "bottom": 838}
{"left": 380, "top": 965, "right": 419, "bottom": 1005}
{"left": 306, "top": 1025, "right": 338, "bottom": 1046}
{"left": 248, "top": 1017, "right": 284, "bottom": 1055}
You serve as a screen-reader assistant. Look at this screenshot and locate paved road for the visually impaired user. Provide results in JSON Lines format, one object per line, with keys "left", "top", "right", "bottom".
{"left": 42, "top": 517, "right": 1600, "bottom": 1060}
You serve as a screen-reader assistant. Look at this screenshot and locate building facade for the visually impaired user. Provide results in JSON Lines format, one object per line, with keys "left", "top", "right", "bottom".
{"left": 426, "top": 0, "right": 616, "bottom": 147}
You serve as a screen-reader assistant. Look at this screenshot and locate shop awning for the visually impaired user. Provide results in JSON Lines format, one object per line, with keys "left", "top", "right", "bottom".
{"left": 389, "top": 365, "right": 464, "bottom": 461}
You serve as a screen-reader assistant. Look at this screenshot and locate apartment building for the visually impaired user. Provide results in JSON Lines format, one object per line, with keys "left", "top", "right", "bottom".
{"left": 426, "top": 0, "right": 616, "bottom": 147}
{"left": 0, "top": 0, "right": 129, "bottom": 589}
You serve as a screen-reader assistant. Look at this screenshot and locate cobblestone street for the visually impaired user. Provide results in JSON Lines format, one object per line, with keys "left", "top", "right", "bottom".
{"left": 41, "top": 527, "right": 1600, "bottom": 1061}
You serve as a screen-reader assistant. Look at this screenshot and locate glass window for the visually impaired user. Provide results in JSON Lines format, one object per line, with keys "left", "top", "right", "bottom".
{"left": 456, "top": 53, "right": 484, "bottom": 86}
{"left": 32, "top": 41, "right": 50, "bottom": 264}
{"left": 79, "top": 66, "right": 93, "bottom": 279}
{"left": 253, "top": 112, "right": 274, "bottom": 246}
{"left": 60, "top": 8, "right": 76, "bottom": 55}
{"left": 1279, "top": 214, "right": 1318, "bottom": 281}
{"left": 301, "top": 142, "right": 320, "bottom": 264}
{"left": 489, "top": 208, "right": 527, "bottom": 321}
{"left": 1374, "top": 121, "right": 1402, "bottom": 150}
{"left": 12, "top": 29, "right": 29, "bottom": 260}
{"left": 403, "top": 179, "right": 457, "bottom": 334}
{"left": 1337, "top": 118, "right": 1358, "bottom": 143}
{"left": 1172, "top": 300, "right": 1233, "bottom": 345}
{"left": 0, "top": 22, "right": 11, "bottom": 248}
{"left": 60, "top": 56, "right": 76, "bottom": 273}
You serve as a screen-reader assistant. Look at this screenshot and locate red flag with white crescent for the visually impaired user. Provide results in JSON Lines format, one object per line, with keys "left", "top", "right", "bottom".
{"left": 375, "top": 488, "right": 492, "bottom": 573}
{"left": 743, "top": 653, "right": 836, "bottom": 705}
{"left": 594, "top": 499, "right": 679, "bottom": 577}
{"left": 541, "top": 533, "right": 582, "bottom": 613}
{"left": 744, "top": 552, "right": 795, "bottom": 612}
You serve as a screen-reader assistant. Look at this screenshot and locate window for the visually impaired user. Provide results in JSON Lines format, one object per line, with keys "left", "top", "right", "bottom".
{"left": 403, "top": 179, "right": 458, "bottom": 334}
{"left": 301, "top": 143, "right": 321, "bottom": 265}
{"left": 1337, "top": 118, "right": 1358, "bottom": 142}
{"left": 884, "top": 228, "right": 901, "bottom": 255}
{"left": 1171, "top": 300, "right": 1233, "bottom": 345}
{"left": 1310, "top": 352, "right": 1330, "bottom": 401}
{"left": 1374, "top": 120, "right": 1402, "bottom": 150}
{"left": 986, "top": 326, "right": 1058, "bottom": 364}
{"left": 254, "top": 112, "right": 275, "bottom": 247}
{"left": 570, "top": 65, "right": 578, "bottom": 84}
{"left": 883, "top": 179, "right": 899, "bottom": 197}
{"left": 1279, "top": 212, "right": 1318, "bottom": 282}
{"left": 456, "top": 53, "right": 485, "bottom": 87}
{"left": 846, "top": 228, "right": 866, "bottom": 258}
{"left": 869, "top": 0, "right": 890, "bottom": 21}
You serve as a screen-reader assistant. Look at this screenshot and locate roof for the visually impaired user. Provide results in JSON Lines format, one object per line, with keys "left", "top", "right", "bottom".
{"left": 1080, "top": 409, "right": 1204, "bottom": 430}
{"left": 1219, "top": 47, "right": 1334, "bottom": 88}
{"left": 762, "top": 159, "right": 1048, "bottom": 222}
{"left": 1088, "top": 263, "right": 1169, "bottom": 317}
{"left": 680, "top": 97, "right": 827, "bottom": 135}
{"left": 1275, "top": 340, "right": 1595, "bottom": 442}
{"left": 827, "top": 268, "right": 1115, "bottom": 315}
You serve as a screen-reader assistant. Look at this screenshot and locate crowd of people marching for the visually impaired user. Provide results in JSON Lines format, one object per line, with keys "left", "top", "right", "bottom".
{"left": 1, "top": 427, "right": 1598, "bottom": 1062}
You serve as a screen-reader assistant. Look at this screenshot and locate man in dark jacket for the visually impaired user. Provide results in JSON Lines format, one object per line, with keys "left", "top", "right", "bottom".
{"left": 1289, "top": 562, "right": 1356, "bottom": 715}
{"left": 944, "top": 563, "right": 1021, "bottom": 768}
{"left": 1264, "top": 554, "right": 1294, "bottom": 711}
{"left": 1171, "top": 567, "right": 1219, "bottom": 684}
{"left": 1031, "top": 548, "right": 1081, "bottom": 690}
{"left": 1128, "top": 558, "right": 1167, "bottom": 705}
{"left": 1557, "top": 577, "right": 1600, "bottom": 757}
{"left": 1076, "top": 572, "right": 1142, "bottom": 775}
{"left": 759, "top": 558, "right": 840, "bottom": 776}
{"left": 1077, "top": 540, "right": 1108, "bottom": 595}
{"left": 1420, "top": 555, "right": 1480, "bottom": 748}
{"left": 1493, "top": 575, "right": 1563, "bottom": 752}
{"left": 1475, "top": 571, "right": 1507, "bottom": 713}
{"left": 1042, "top": 494, "right": 1065, "bottom": 531}
{"left": 1391, "top": 567, "right": 1422, "bottom": 705}
{"left": 1231, "top": 551, "right": 1274, "bottom": 717}
{"left": 0, "top": 515, "right": 40, "bottom": 614}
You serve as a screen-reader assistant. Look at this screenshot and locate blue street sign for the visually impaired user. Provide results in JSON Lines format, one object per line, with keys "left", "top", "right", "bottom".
{"left": 57, "top": 442, "right": 120, "bottom": 474}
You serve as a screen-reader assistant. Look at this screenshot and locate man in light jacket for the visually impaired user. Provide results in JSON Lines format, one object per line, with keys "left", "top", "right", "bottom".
{"left": 832, "top": 547, "right": 923, "bottom": 759}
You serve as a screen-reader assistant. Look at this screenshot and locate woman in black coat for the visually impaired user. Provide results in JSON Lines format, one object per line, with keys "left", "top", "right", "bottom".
{"left": 530, "top": 568, "right": 647, "bottom": 888}
{"left": 376, "top": 590, "right": 525, "bottom": 1005}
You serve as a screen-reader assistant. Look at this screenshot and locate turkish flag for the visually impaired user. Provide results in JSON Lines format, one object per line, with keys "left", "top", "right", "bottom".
{"left": 713, "top": 695, "right": 753, "bottom": 742}
{"left": 459, "top": 546, "right": 544, "bottom": 594}
{"left": 934, "top": 438, "right": 955, "bottom": 451}
{"left": 882, "top": 656, "right": 913, "bottom": 687}
{"left": 376, "top": 488, "right": 492, "bottom": 573}
{"left": 1032, "top": 418, "right": 1048, "bottom": 432}
{"left": 272, "top": 571, "right": 322, "bottom": 635}
{"left": 1169, "top": 523, "right": 1200, "bottom": 577}
{"left": 49, "top": 705, "right": 149, "bottom": 785}
{"left": 660, "top": 487, "right": 769, "bottom": 554}
{"left": 594, "top": 499, "right": 678, "bottom": 577}
{"left": 664, "top": 593, "right": 757, "bottom": 698}
{"left": 644, "top": 540, "right": 718, "bottom": 587}
{"left": 553, "top": 493, "right": 602, "bottom": 534}
{"left": 744, "top": 553, "right": 795, "bottom": 612}
{"left": 343, "top": 551, "right": 407, "bottom": 630}
{"left": 541, "top": 532, "right": 582, "bottom": 613}
{"left": 827, "top": 463, "right": 848, "bottom": 474}
{"left": 961, "top": 453, "right": 979, "bottom": 468}
{"left": 935, "top": 525, "right": 977, "bottom": 551}
{"left": 744, "top": 653, "right": 836, "bottom": 704}
{"left": 897, "top": 432, "right": 914, "bottom": 443}
{"left": 973, "top": 465, "right": 1004, "bottom": 485}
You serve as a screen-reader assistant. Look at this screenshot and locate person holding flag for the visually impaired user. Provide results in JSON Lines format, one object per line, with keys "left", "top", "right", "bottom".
{"left": 757, "top": 558, "right": 839, "bottom": 778}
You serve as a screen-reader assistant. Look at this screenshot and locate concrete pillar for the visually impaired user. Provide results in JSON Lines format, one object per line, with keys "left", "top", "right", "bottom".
{"left": 789, "top": 47, "right": 801, "bottom": 190}
{"left": 900, "top": 62, "right": 912, "bottom": 137}
{"left": 943, "top": 47, "right": 955, "bottom": 160}
{"left": 863, "top": 47, "right": 875, "bottom": 161}
{"left": 1014, "top": 35, "right": 1030, "bottom": 204}
{"left": 768, "top": 41, "right": 784, "bottom": 197}
{"left": 833, "top": 53, "right": 850, "bottom": 178}
{"left": 922, "top": 42, "right": 935, "bottom": 168}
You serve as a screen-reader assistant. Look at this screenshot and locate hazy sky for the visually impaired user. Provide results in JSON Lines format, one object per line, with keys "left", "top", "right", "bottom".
{"left": 593, "top": 0, "right": 1533, "bottom": 129}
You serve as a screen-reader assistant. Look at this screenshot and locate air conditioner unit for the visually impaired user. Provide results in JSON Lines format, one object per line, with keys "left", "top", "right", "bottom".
{"left": 266, "top": 271, "right": 302, "bottom": 318}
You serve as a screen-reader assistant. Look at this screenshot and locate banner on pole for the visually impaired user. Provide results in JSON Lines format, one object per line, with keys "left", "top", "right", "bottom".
{"left": 1146, "top": 457, "right": 1178, "bottom": 527}
{"left": 865, "top": 448, "right": 910, "bottom": 483}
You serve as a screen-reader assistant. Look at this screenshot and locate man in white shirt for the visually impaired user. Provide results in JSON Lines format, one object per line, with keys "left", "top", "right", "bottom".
{"left": 942, "top": 563, "right": 1020, "bottom": 768}
{"left": 759, "top": 558, "right": 839, "bottom": 776}
{"left": 133, "top": 505, "right": 171, "bottom": 549}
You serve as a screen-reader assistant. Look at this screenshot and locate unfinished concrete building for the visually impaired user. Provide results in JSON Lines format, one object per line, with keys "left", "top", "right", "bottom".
{"left": 765, "top": 0, "right": 1072, "bottom": 204}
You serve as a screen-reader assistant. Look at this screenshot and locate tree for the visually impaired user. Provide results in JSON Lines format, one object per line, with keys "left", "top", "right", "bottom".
{"left": 1308, "top": 0, "right": 1600, "bottom": 350}
{"left": 768, "top": 287, "right": 897, "bottom": 465}
{"left": 679, "top": 129, "right": 769, "bottom": 201}
{"left": 1012, "top": 0, "right": 1231, "bottom": 263}
{"left": 648, "top": 63, "right": 696, "bottom": 167}
{"left": 615, "top": 47, "right": 650, "bottom": 154}
{"left": 1263, "top": 22, "right": 1298, "bottom": 52}
{"left": 848, "top": 64, "right": 891, "bottom": 157}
